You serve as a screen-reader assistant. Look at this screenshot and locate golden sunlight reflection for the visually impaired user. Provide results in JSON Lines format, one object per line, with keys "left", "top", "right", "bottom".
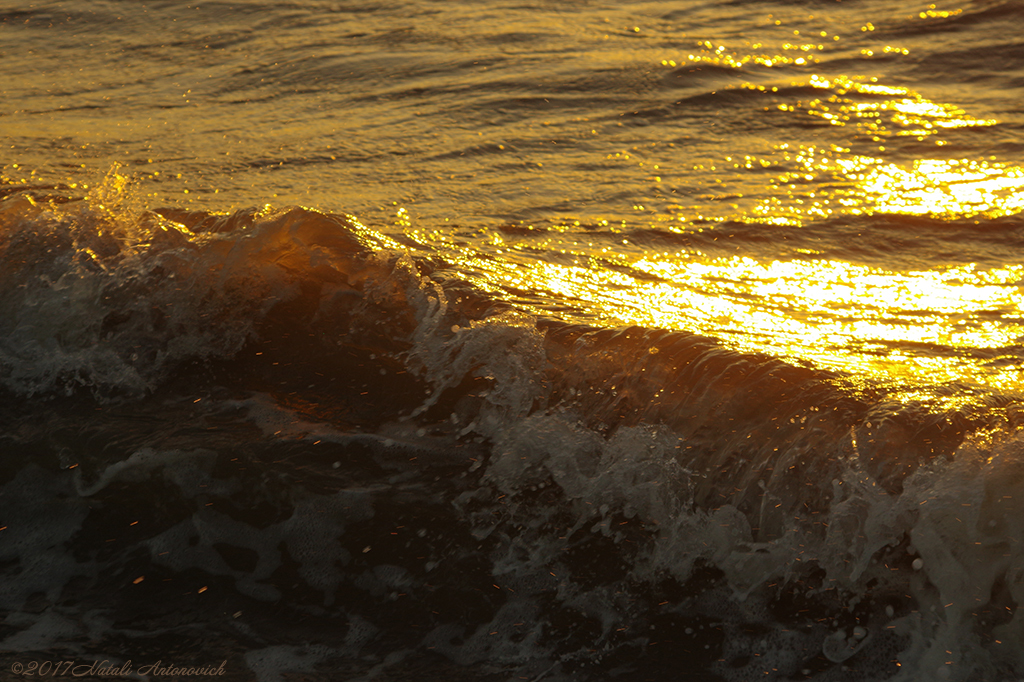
{"left": 862, "top": 159, "right": 1024, "bottom": 216}
{"left": 802, "top": 75, "right": 995, "bottom": 135}
{"left": 752, "top": 153, "right": 1024, "bottom": 222}
{"left": 437, "top": 246, "right": 1024, "bottom": 404}
{"left": 406, "top": 43, "right": 1024, "bottom": 405}
{"left": 737, "top": 75, "right": 1020, "bottom": 224}
{"left": 404, "top": 61, "right": 1024, "bottom": 405}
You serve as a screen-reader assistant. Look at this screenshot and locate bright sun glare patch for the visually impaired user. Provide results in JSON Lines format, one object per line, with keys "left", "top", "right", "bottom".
{"left": 743, "top": 75, "right": 1019, "bottom": 222}
{"left": 432, "top": 232, "right": 1024, "bottom": 404}
{"left": 861, "top": 159, "right": 1024, "bottom": 216}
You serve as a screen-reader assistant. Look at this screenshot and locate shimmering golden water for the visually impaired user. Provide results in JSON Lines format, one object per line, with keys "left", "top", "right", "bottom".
{"left": 6, "top": 0, "right": 1024, "bottom": 406}
{"left": 745, "top": 76, "right": 1018, "bottom": 222}
{"left": 405, "top": 56, "right": 1024, "bottom": 405}
{"left": 428, "top": 240, "right": 1024, "bottom": 403}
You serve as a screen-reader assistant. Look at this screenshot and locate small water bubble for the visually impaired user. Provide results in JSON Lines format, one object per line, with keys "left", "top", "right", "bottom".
{"left": 332, "top": 461, "right": 341, "bottom": 469}
{"left": 912, "top": 558, "right": 924, "bottom": 570}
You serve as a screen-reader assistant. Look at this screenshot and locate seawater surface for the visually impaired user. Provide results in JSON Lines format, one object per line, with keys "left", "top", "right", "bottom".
{"left": 2, "top": 0, "right": 1024, "bottom": 680}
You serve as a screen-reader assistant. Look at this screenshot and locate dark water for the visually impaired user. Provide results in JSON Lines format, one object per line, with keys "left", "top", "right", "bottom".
{"left": 3, "top": 1, "right": 1024, "bottom": 680}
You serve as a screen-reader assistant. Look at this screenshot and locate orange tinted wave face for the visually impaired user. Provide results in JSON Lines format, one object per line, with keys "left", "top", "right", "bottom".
{"left": 0, "top": 186, "right": 405, "bottom": 398}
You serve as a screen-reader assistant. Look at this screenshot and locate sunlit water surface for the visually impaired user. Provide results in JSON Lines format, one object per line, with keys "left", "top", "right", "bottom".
{"left": 6, "top": 0, "right": 1024, "bottom": 404}
{"left": 4, "top": 1, "right": 1024, "bottom": 681}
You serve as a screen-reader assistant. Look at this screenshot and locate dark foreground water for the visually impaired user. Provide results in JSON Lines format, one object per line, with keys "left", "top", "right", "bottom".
{"left": 3, "top": 1, "right": 1024, "bottom": 680}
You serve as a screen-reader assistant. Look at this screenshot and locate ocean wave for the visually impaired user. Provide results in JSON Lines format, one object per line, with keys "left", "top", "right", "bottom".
{"left": 2, "top": 189, "right": 1024, "bottom": 679}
